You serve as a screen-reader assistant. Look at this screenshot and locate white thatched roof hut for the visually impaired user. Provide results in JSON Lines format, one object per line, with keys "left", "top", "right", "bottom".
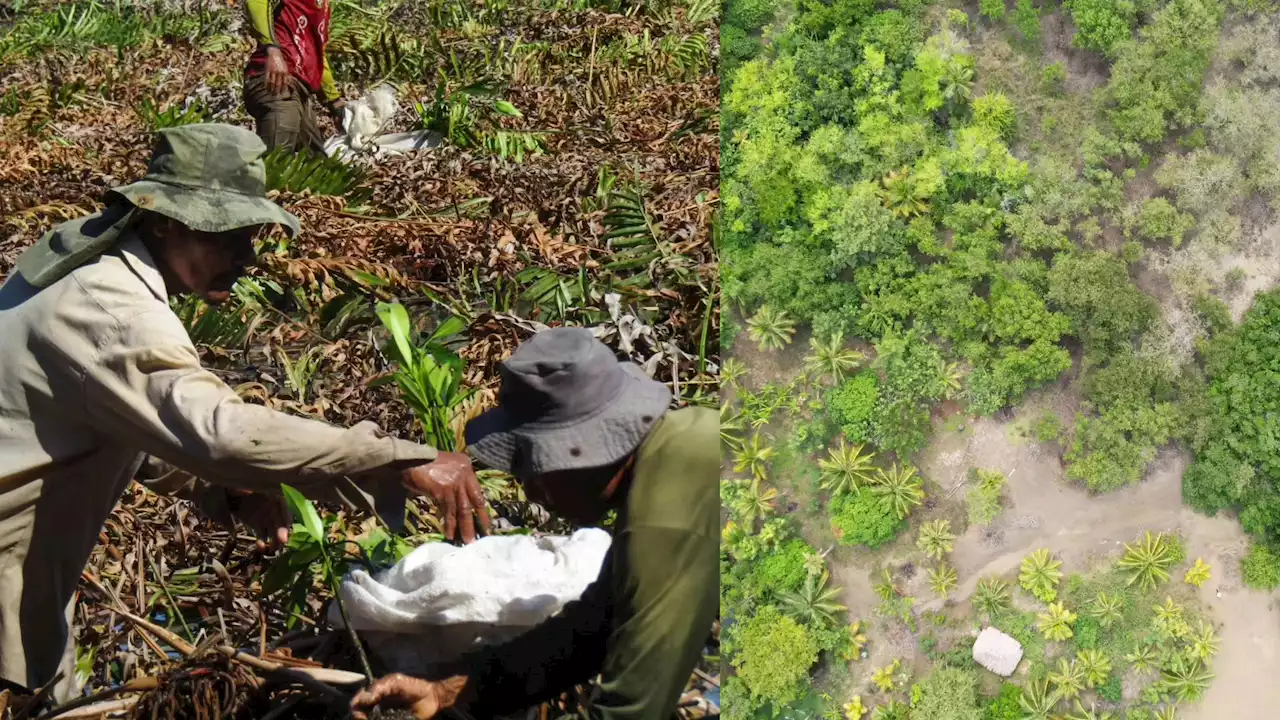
{"left": 972, "top": 626, "right": 1023, "bottom": 677}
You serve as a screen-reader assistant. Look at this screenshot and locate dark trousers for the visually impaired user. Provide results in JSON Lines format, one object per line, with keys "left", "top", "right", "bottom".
{"left": 243, "top": 74, "right": 326, "bottom": 154}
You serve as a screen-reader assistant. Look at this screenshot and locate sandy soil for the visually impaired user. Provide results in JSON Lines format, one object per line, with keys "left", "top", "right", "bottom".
{"left": 826, "top": 406, "right": 1280, "bottom": 718}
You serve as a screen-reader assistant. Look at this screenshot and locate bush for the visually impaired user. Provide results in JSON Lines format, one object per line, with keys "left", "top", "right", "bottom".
{"left": 1048, "top": 251, "right": 1157, "bottom": 356}
{"left": 1097, "top": 674, "right": 1123, "bottom": 702}
{"left": 1041, "top": 62, "right": 1067, "bottom": 94}
{"left": 973, "top": 92, "right": 1016, "bottom": 138}
{"left": 730, "top": 606, "right": 821, "bottom": 710}
{"left": 1073, "top": 614, "right": 1100, "bottom": 649}
{"left": 727, "top": 0, "right": 779, "bottom": 30}
{"left": 1013, "top": 0, "right": 1041, "bottom": 43}
{"left": 1066, "top": 0, "right": 1136, "bottom": 57}
{"left": 1133, "top": 197, "right": 1195, "bottom": 246}
{"left": 1032, "top": 413, "right": 1063, "bottom": 442}
{"left": 979, "top": 0, "right": 1007, "bottom": 20}
{"left": 752, "top": 539, "right": 814, "bottom": 598}
{"left": 1242, "top": 543, "right": 1280, "bottom": 589}
{"left": 831, "top": 490, "right": 904, "bottom": 548}
{"left": 721, "top": 23, "right": 759, "bottom": 67}
{"left": 910, "top": 667, "right": 983, "bottom": 720}
{"left": 828, "top": 371, "right": 881, "bottom": 444}
{"left": 982, "top": 683, "right": 1022, "bottom": 720}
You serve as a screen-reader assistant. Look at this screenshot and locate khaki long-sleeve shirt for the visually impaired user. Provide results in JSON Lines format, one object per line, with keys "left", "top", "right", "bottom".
{"left": 461, "top": 406, "right": 719, "bottom": 720}
{"left": 0, "top": 235, "right": 435, "bottom": 699}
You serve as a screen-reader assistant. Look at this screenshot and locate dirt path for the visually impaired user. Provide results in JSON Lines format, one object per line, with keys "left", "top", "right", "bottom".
{"left": 831, "top": 410, "right": 1280, "bottom": 717}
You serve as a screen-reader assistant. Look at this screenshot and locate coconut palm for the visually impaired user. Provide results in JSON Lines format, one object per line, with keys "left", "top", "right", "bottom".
{"left": 1117, "top": 531, "right": 1175, "bottom": 591}
{"left": 973, "top": 577, "right": 1011, "bottom": 618}
{"left": 721, "top": 357, "right": 746, "bottom": 388}
{"left": 1018, "top": 677, "right": 1057, "bottom": 719}
{"left": 732, "top": 433, "right": 774, "bottom": 480}
{"left": 732, "top": 477, "right": 778, "bottom": 527}
{"left": 1158, "top": 655, "right": 1214, "bottom": 702}
{"left": 844, "top": 695, "right": 867, "bottom": 719}
{"left": 720, "top": 403, "right": 745, "bottom": 451}
{"left": 938, "top": 360, "right": 964, "bottom": 400}
{"left": 928, "top": 563, "right": 958, "bottom": 599}
{"left": 1188, "top": 620, "right": 1220, "bottom": 660}
{"left": 871, "top": 659, "right": 901, "bottom": 692}
{"left": 779, "top": 569, "right": 847, "bottom": 628}
{"left": 870, "top": 700, "right": 908, "bottom": 720}
{"left": 1089, "top": 591, "right": 1124, "bottom": 628}
{"left": 1126, "top": 644, "right": 1159, "bottom": 673}
{"left": 916, "top": 519, "right": 956, "bottom": 560}
{"left": 874, "top": 569, "right": 899, "bottom": 602}
{"left": 1037, "top": 601, "right": 1077, "bottom": 642}
{"left": 818, "top": 439, "right": 877, "bottom": 495}
{"left": 879, "top": 167, "right": 930, "bottom": 218}
{"left": 1020, "top": 548, "right": 1064, "bottom": 603}
{"left": 1153, "top": 706, "right": 1178, "bottom": 720}
{"left": 1049, "top": 657, "right": 1087, "bottom": 702}
{"left": 804, "top": 333, "right": 864, "bottom": 385}
{"left": 747, "top": 305, "right": 796, "bottom": 351}
{"left": 1066, "top": 701, "right": 1118, "bottom": 720}
{"left": 1076, "top": 649, "right": 1112, "bottom": 688}
{"left": 1153, "top": 597, "right": 1188, "bottom": 639}
{"left": 941, "top": 60, "right": 975, "bottom": 108}
{"left": 870, "top": 463, "right": 925, "bottom": 519}
{"left": 1183, "top": 557, "right": 1211, "bottom": 587}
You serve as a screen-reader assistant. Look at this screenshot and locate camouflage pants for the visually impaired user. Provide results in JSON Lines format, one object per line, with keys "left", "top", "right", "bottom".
{"left": 243, "top": 74, "right": 326, "bottom": 154}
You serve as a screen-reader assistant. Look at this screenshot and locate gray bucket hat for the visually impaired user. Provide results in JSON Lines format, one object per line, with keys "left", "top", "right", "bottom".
{"left": 17, "top": 123, "right": 299, "bottom": 288}
{"left": 465, "top": 327, "right": 673, "bottom": 476}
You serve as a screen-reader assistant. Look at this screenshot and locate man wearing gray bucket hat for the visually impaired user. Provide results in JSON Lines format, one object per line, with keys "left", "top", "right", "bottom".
{"left": 352, "top": 327, "right": 718, "bottom": 720}
{"left": 0, "top": 123, "right": 488, "bottom": 703}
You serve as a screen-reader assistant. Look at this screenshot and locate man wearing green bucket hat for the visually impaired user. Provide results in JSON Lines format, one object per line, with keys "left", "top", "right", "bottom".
{"left": 351, "top": 327, "right": 719, "bottom": 720}
{"left": 0, "top": 123, "right": 489, "bottom": 703}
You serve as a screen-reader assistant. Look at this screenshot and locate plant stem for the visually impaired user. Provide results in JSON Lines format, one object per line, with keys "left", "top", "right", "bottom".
{"left": 324, "top": 555, "right": 375, "bottom": 684}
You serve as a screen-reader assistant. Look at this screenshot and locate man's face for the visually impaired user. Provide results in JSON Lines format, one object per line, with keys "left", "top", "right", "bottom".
{"left": 150, "top": 217, "right": 260, "bottom": 304}
{"left": 521, "top": 466, "right": 617, "bottom": 527}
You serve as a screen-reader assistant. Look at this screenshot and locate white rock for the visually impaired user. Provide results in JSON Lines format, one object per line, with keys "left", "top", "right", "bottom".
{"left": 973, "top": 626, "right": 1024, "bottom": 677}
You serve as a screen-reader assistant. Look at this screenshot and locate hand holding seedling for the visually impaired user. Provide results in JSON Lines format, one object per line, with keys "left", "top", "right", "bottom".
{"left": 402, "top": 452, "right": 492, "bottom": 544}
{"left": 350, "top": 673, "right": 473, "bottom": 719}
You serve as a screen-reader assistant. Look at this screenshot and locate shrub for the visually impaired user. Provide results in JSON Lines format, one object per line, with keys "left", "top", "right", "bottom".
{"left": 1134, "top": 197, "right": 1195, "bottom": 246}
{"left": 979, "top": 0, "right": 1007, "bottom": 20}
{"left": 1048, "top": 251, "right": 1157, "bottom": 356}
{"left": 910, "top": 667, "right": 983, "bottom": 720}
{"left": 1013, "top": 0, "right": 1041, "bottom": 43}
{"left": 1242, "top": 543, "right": 1280, "bottom": 589}
{"left": 831, "top": 490, "right": 904, "bottom": 548}
{"left": 751, "top": 539, "right": 813, "bottom": 599}
{"left": 731, "top": 605, "right": 821, "bottom": 710}
{"left": 1032, "top": 413, "right": 1063, "bottom": 442}
{"left": 967, "top": 468, "right": 1007, "bottom": 526}
{"left": 1098, "top": 674, "right": 1124, "bottom": 702}
{"left": 1073, "top": 615, "right": 1100, "bottom": 650}
{"left": 1066, "top": 0, "right": 1136, "bottom": 57}
{"left": 727, "top": 0, "right": 779, "bottom": 30}
{"left": 1041, "top": 62, "right": 1067, "bottom": 94}
{"left": 982, "top": 682, "right": 1022, "bottom": 720}
{"left": 973, "top": 92, "right": 1016, "bottom": 138}
{"left": 827, "top": 371, "right": 881, "bottom": 444}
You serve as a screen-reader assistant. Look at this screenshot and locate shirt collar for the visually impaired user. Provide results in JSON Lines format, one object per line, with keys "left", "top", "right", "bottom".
{"left": 116, "top": 234, "right": 169, "bottom": 301}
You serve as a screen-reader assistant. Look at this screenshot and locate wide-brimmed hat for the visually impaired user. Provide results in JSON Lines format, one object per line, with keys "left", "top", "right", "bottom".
{"left": 17, "top": 123, "right": 299, "bottom": 288}
{"left": 465, "top": 327, "right": 673, "bottom": 476}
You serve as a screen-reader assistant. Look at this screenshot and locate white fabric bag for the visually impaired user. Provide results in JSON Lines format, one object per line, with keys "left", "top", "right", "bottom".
{"left": 329, "top": 528, "right": 612, "bottom": 672}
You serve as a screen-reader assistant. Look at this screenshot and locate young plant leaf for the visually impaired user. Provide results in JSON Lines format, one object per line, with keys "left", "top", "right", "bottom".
{"left": 493, "top": 100, "right": 522, "bottom": 117}
{"left": 281, "top": 484, "right": 324, "bottom": 542}
{"left": 375, "top": 301, "right": 415, "bottom": 367}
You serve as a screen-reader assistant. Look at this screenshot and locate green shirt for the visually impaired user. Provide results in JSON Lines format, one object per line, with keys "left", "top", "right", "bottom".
{"left": 463, "top": 406, "right": 719, "bottom": 719}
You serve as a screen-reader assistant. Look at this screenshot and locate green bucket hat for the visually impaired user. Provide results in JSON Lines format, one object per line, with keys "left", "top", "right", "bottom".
{"left": 16, "top": 123, "right": 300, "bottom": 289}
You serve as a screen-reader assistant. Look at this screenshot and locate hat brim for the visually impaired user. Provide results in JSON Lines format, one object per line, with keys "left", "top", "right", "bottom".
{"left": 465, "top": 363, "right": 672, "bottom": 476}
{"left": 112, "top": 180, "right": 300, "bottom": 238}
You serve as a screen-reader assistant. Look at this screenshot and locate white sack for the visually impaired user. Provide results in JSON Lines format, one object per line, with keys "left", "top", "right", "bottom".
{"left": 322, "top": 85, "right": 443, "bottom": 161}
{"left": 329, "top": 529, "right": 611, "bottom": 672}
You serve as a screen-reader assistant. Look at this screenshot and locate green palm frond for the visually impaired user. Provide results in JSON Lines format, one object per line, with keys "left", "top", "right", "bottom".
{"left": 817, "top": 438, "right": 876, "bottom": 496}
{"left": 1020, "top": 548, "right": 1063, "bottom": 602}
{"left": 804, "top": 333, "right": 864, "bottom": 384}
{"left": 917, "top": 519, "right": 956, "bottom": 560}
{"left": 779, "top": 569, "right": 847, "bottom": 628}
{"left": 1048, "top": 657, "right": 1087, "bottom": 702}
{"left": 264, "top": 147, "right": 372, "bottom": 204}
{"left": 1117, "top": 531, "right": 1175, "bottom": 591}
{"left": 927, "top": 563, "right": 958, "bottom": 599}
{"left": 973, "top": 577, "right": 1010, "bottom": 618}
{"left": 1089, "top": 591, "right": 1124, "bottom": 628}
{"left": 732, "top": 433, "right": 774, "bottom": 480}
{"left": 746, "top": 305, "right": 796, "bottom": 351}
{"left": 869, "top": 463, "right": 924, "bottom": 519}
{"left": 1037, "top": 601, "right": 1077, "bottom": 642}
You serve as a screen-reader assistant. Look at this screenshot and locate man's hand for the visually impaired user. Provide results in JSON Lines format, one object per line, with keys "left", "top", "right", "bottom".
{"left": 401, "top": 452, "right": 492, "bottom": 544}
{"left": 228, "top": 489, "right": 290, "bottom": 548}
{"left": 349, "top": 674, "right": 471, "bottom": 720}
{"left": 264, "top": 46, "right": 291, "bottom": 96}
{"left": 327, "top": 98, "right": 347, "bottom": 123}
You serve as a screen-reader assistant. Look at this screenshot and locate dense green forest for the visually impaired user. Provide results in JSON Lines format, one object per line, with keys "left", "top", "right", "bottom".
{"left": 719, "top": 0, "right": 1280, "bottom": 717}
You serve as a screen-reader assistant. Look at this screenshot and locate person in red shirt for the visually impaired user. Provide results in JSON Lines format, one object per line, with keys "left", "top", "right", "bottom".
{"left": 243, "top": 0, "right": 345, "bottom": 153}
